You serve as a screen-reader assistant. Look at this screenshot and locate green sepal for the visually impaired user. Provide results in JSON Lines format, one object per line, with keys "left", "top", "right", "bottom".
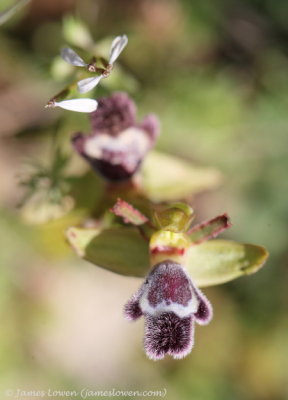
{"left": 66, "top": 226, "right": 150, "bottom": 277}
{"left": 186, "top": 240, "right": 269, "bottom": 287}
{"left": 66, "top": 228, "right": 268, "bottom": 287}
{"left": 141, "top": 151, "right": 222, "bottom": 202}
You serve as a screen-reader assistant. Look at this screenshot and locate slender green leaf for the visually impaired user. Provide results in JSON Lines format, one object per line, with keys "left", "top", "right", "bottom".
{"left": 186, "top": 240, "right": 269, "bottom": 287}
{"left": 66, "top": 226, "right": 150, "bottom": 277}
{"left": 0, "top": 0, "right": 31, "bottom": 25}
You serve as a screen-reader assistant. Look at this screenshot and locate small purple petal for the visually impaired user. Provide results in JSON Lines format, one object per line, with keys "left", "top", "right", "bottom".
{"left": 192, "top": 284, "right": 213, "bottom": 325}
{"left": 139, "top": 114, "right": 161, "bottom": 143}
{"left": 124, "top": 284, "right": 145, "bottom": 321}
{"left": 124, "top": 297, "right": 143, "bottom": 321}
{"left": 144, "top": 312, "right": 194, "bottom": 360}
{"left": 90, "top": 92, "right": 136, "bottom": 136}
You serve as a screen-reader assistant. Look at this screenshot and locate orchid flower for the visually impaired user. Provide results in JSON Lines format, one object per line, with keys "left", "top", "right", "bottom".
{"left": 66, "top": 200, "right": 268, "bottom": 361}
{"left": 72, "top": 92, "right": 160, "bottom": 181}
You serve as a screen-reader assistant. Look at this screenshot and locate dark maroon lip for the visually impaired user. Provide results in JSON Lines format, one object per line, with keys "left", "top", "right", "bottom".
{"left": 124, "top": 259, "right": 213, "bottom": 360}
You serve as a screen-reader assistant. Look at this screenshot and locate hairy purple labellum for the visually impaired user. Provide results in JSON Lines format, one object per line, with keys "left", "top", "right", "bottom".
{"left": 72, "top": 92, "right": 160, "bottom": 182}
{"left": 124, "top": 260, "right": 212, "bottom": 360}
{"left": 145, "top": 312, "right": 194, "bottom": 360}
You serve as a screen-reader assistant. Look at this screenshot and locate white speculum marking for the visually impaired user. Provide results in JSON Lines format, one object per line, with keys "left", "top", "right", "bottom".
{"left": 84, "top": 127, "right": 150, "bottom": 165}
{"left": 139, "top": 284, "right": 199, "bottom": 319}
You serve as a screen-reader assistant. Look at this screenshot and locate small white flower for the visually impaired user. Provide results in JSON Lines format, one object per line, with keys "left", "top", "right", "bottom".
{"left": 60, "top": 47, "right": 88, "bottom": 67}
{"left": 77, "top": 75, "right": 103, "bottom": 94}
{"left": 61, "top": 34, "right": 128, "bottom": 94}
{"left": 109, "top": 34, "right": 128, "bottom": 64}
{"left": 45, "top": 98, "right": 98, "bottom": 113}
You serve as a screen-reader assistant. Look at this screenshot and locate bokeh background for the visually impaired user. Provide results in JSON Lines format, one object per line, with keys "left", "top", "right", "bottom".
{"left": 0, "top": 0, "right": 288, "bottom": 399}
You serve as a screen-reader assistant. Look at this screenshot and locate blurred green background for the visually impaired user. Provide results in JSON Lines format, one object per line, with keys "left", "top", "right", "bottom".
{"left": 0, "top": 0, "right": 288, "bottom": 399}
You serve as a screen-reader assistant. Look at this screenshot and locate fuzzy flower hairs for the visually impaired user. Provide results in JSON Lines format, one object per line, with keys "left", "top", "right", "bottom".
{"left": 45, "top": 35, "right": 128, "bottom": 113}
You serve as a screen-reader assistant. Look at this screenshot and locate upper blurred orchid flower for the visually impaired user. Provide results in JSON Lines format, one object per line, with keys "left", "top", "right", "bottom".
{"left": 72, "top": 92, "right": 160, "bottom": 181}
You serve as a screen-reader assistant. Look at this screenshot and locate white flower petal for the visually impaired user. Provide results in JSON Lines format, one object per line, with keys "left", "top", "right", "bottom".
{"left": 60, "top": 47, "right": 87, "bottom": 67}
{"left": 109, "top": 34, "right": 128, "bottom": 64}
{"left": 77, "top": 75, "right": 103, "bottom": 94}
{"left": 54, "top": 99, "right": 98, "bottom": 113}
